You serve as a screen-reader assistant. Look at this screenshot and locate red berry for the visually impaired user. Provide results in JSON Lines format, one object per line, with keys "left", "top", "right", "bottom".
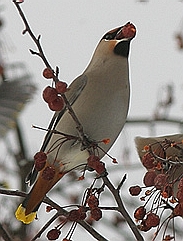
{"left": 143, "top": 171, "right": 157, "bottom": 187}
{"left": 90, "top": 207, "right": 102, "bottom": 221}
{"left": 48, "top": 96, "right": 65, "bottom": 111}
{"left": 129, "top": 185, "right": 142, "bottom": 196}
{"left": 95, "top": 161, "right": 105, "bottom": 174}
{"left": 87, "top": 155, "right": 100, "bottom": 169}
{"left": 134, "top": 206, "right": 146, "bottom": 220}
{"left": 43, "top": 68, "right": 54, "bottom": 79}
{"left": 42, "top": 166, "right": 55, "bottom": 180}
{"left": 138, "top": 220, "right": 152, "bottom": 232}
{"left": 145, "top": 213, "right": 160, "bottom": 228}
{"left": 47, "top": 228, "right": 61, "bottom": 240}
{"left": 141, "top": 152, "right": 156, "bottom": 169}
{"left": 78, "top": 206, "right": 87, "bottom": 220}
{"left": 55, "top": 81, "right": 68, "bottom": 94}
{"left": 87, "top": 155, "right": 105, "bottom": 174}
{"left": 87, "top": 195, "right": 99, "bottom": 209}
{"left": 116, "top": 22, "right": 136, "bottom": 40}
{"left": 154, "top": 174, "right": 167, "bottom": 190}
{"left": 34, "top": 151, "right": 47, "bottom": 171}
{"left": 67, "top": 209, "right": 80, "bottom": 222}
{"left": 43, "top": 86, "right": 58, "bottom": 103}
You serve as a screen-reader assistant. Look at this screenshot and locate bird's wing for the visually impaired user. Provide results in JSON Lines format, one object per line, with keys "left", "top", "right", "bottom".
{"left": 27, "top": 74, "right": 87, "bottom": 185}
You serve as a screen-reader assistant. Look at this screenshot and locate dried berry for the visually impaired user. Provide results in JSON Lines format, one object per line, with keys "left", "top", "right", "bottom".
{"left": 48, "top": 96, "right": 65, "bottom": 111}
{"left": 78, "top": 206, "right": 87, "bottom": 220}
{"left": 134, "top": 206, "right": 146, "bottom": 220}
{"left": 95, "top": 161, "right": 105, "bottom": 174}
{"left": 56, "top": 81, "right": 68, "bottom": 94}
{"left": 47, "top": 228, "right": 61, "bottom": 240}
{"left": 145, "top": 213, "right": 160, "bottom": 228}
{"left": 43, "top": 86, "right": 58, "bottom": 103}
{"left": 43, "top": 68, "right": 54, "bottom": 79}
{"left": 129, "top": 185, "right": 142, "bottom": 196}
{"left": 90, "top": 207, "right": 102, "bottom": 221}
{"left": 34, "top": 151, "right": 47, "bottom": 171}
{"left": 46, "top": 206, "right": 54, "bottom": 212}
{"left": 87, "top": 155, "right": 106, "bottom": 174}
{"left": 154, "top": 174, "right": 167, "bottom": 190}
{"left": 138, "top": 220, "right": 152, "bottom": 232}
{"left": 142, "top": 152, "right": 156, "bottom": 169}
{"left": 143, "top": 171, "right": 157, "bottom": 187}
{"left": 87, "top": 155, "right": 100, "bottom": 169}
{"left": 87, "top": 195, "right": 99, "bottom": 209}
{"left": 67, "top": 209, "right": 80, "bottom": 222}
{"left": 42, "top": 166, "right": 55, "bottom": 180}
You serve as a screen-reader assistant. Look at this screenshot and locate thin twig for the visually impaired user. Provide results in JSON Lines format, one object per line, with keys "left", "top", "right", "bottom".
{"left": 31, "top": 212, "right": 60, "bottom": 241}
{"left": 12, "top": 2, "right": 142, "bottom": 241}
{"left": 0, "top": 189, "right": 108, "bottom": 241}
{"left": 13, "top": 0, "right": 86, "bottom": 142}
{"left": 102, "top": 176, "right": 144, "bottom": 241}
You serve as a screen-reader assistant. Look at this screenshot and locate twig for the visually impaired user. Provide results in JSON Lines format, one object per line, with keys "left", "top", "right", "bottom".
{"left": 117, "top": 173, "right": 127, "bottom": 191}
{"left": 12, "top": 2, "right": 141, "bottom": 241}
{"left": 0, "top": 224, "right": 13, "bottom": 241}
{"left": 44, "top": 197, "right": 109, "bottom": 241}
{"left": 102, "top": 175, "right": 144, "bottom": 241}
{"left": 0, "top": 189, "right": 108, "bottom": 241}
{"left": 13, "top": 1, "right": 51, "bottom": 68}
{"left": 13, "top": 1, "right": 86, "bottom": 142}
{"left": 31, "top": 212, "right": 60, "bottom": 241}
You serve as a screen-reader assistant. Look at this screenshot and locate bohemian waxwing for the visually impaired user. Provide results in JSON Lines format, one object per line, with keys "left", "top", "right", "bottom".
{"left": 15, "top": 22, "right": 136, "bottom": 224}
{"left": 135, "top": 134, "right": 183, "bottom": 192}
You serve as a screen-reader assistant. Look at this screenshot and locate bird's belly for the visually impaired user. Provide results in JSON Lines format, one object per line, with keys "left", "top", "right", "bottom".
{"left": 46, "top": 81, "right": 129, "bottom": 172}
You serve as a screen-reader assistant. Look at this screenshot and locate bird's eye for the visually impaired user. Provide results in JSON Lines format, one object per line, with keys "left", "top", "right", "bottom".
{"left": 102, "top": 28, "right": 120, "bottom": 41}
{"left": 104, "top": 34, "right": 113, "bottom": 40}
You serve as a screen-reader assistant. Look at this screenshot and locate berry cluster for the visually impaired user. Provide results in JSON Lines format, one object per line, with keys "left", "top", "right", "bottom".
{"left": 42, "top": 67, "right": 68, "bottom": 111}
{"left": 130, "top": 138, "right": 183, "bottom": 239}
{"left": 34, "top": 151, "right": 57, "bottom": 181}
{"left": 87, "top": 155, "right": 106, "bottom": 175}
{"left": 87, "top": 194, "right": 102, "bottom": 221}
{"left": 46, "top": 182, "right": 103, "bottom": 240}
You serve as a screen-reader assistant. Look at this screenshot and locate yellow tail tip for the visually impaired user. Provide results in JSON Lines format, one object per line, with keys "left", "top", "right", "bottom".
{"left": 15, "top": 204, "right": 37, "bottom": 224}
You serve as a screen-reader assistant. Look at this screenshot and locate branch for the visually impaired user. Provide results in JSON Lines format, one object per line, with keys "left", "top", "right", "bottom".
{"left": 12, "top": 2, "right": 142, "bottom": 241}
{"left": 13, "top": 0, "right": 86, "bottom": 142}
{"left": 0, "top": 189, "right": 108, "bottom": 241}
{"left": 13, "top": 1, "right": 51, "bottom": 68}
{"left": 102, "top": 176, "right": 144, "bottom": 241}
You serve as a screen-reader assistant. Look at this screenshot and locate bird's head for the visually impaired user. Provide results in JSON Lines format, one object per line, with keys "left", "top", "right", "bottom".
{"left": 100, "top": 22, "right": 136, "bottom": 58}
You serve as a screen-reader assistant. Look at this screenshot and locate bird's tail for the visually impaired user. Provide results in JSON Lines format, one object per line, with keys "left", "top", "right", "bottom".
{"left": 15, "top": 165, "right": 65, "bottom": 224}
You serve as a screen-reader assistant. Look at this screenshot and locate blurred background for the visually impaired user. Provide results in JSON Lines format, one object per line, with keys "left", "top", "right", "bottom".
{"left": 0, "top": 0, "right": 183, "bottom": 240}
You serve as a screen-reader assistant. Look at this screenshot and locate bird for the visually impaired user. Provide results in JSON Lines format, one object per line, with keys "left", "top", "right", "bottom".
{"left": 15, "top": 22, "right": 136, "bottom": 224}
{"left": 135, "top": 134, "right": 183, "bottom": 162}
{"left": 135, "top": 134, "right": 183, "bottom": 192}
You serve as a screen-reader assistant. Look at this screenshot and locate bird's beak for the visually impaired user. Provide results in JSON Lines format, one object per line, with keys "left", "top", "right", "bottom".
{"left": 115, "top": 22, "right": 136, "bottom": 41}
